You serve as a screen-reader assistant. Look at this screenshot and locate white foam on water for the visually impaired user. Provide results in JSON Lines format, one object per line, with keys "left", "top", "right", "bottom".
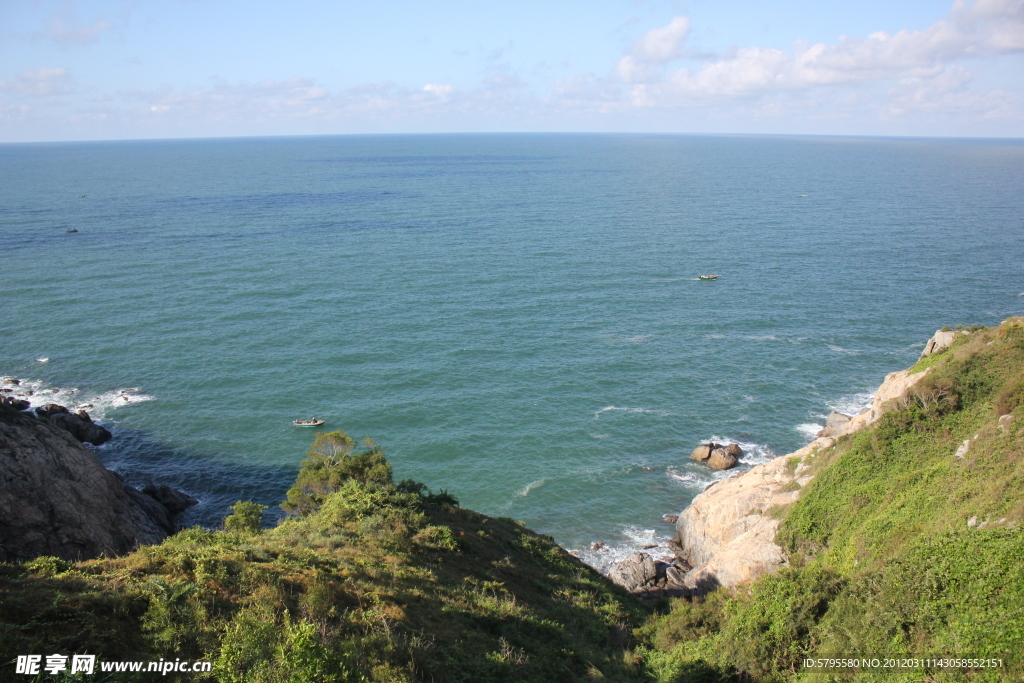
{"left": 827, "top": 344, "right": 860, "bottom": 355}
{"left": 594, "top": 406, "right": 673, "bottom": 419}
{"left": 702, "top": 435, "right": 776, "bottom": 465}
{"left": 827, "top": 390, "right": 875, "bottom": 416}
{"left": 517, "top": 479, "right": 546, "bottom": 497}
{"left": 35, "top": 358, "right": 49, "bottom": 363}
{"left": 1, "top": 376, "right": 153, "bottom": 420}
{"left": 571, "top": 524, "right": 676, "bottom": 574}
{"left": 746, "top": 334, "right": 779, "bottom": 341}
{"left": 623, "top": 335, "right": 651, "bottom": 343}
{"left": 797, "top": 423, "right": 823, "bottom": 440}
{"left": 589, "top": 433, "right": 609, "bottom": 439}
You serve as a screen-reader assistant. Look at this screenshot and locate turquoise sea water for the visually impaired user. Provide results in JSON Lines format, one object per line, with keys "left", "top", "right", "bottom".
{"left": 2, "top": 134, "right": 1023, "bottom": 567}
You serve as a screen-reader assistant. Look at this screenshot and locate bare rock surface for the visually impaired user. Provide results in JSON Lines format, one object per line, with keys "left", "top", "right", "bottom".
{"left": 919, "top": 329, "right": 959, "bottom": 358}
{"left": 608, "top": 552, "right": 657, "bottom": 592}
{"left": 707, "top": 447, "right": 739, "bottom": 470}
{"left": 0, "top": 410, "right": 178, "bottom": 562}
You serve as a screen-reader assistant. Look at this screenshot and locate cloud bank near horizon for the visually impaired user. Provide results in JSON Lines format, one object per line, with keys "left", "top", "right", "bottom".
{"left": 2, "top": 0, "right": 1023, "bottom": 141}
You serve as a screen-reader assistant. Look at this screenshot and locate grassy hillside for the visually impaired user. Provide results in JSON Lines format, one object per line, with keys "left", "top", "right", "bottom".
{"left": 640, "top": 319, "right": 1024, "bottom": 682}
{"left": 0, "top": 433, "right": 648, "bottom": 682}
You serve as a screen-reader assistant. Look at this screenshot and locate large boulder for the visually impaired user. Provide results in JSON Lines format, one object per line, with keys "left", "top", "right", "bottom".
{"left": 0, "top": 396, "right": 30, "bottom": 412}
{"left": 707, "top": 447, "right": 739, "bottom": 470}
{"left": 690, "top": 443, "right": 717, "bottom": 462}
{"left": 818, "top": 412, "right": 852, "bottom": 438}
{"left": 0, "top": 411, "right": 177, "bottom": 562}
{"left": 919, "top": 329, "right": 958, "bottom": 359}
{"left": 32, "top": 404, "right": 111, "bottom": 445}
{"left": 143, "top": 484, "right": 199, "bottom": 515}
{"left": 608, "top": 552, "right": 657, "bottom": 592}
{"left": 47, "top": 411, "right": 112, "bottom": 445}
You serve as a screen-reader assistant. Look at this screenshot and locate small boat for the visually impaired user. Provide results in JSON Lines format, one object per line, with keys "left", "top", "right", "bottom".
{"left": 292, "top": 418, "right": 325, "bottom": 427}
{"left": 698, "top": 274, "right": 719, "bottom": 281}
{"left": 67, "top": 228, "right": 78, "bottom": 233}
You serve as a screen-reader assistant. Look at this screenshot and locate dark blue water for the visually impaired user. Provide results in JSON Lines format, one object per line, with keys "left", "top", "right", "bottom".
{"left": 2, "top": 134, "right": 1022, "bottom": 567}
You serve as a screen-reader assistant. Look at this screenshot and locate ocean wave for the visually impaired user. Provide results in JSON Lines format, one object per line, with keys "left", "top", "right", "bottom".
{"left": 517, "top": 479, "right": 546, "bottom": 497}
{"left": 827, "top": 391, "right": 874, "bottom": 416}
{"left": 0, "top": 376, "right": 153, "bottom": 420}
{"left": 593, "top": 406, "right": 674, "bottom": 419}
{"left": 570, "top": 525, "right": 676, "bottom": 574}
{"left": 827, "top": 344, "right": 861, "bottom": 355}
{"left": 796, "top": 423, "right": 823, "bottom": 440}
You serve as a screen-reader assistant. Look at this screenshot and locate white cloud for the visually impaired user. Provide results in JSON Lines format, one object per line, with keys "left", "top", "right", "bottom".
{"left": 632, "top": 16, "right": 691, "bottom": 62}
{"left": 615, "top": 16, "right": 691, "bottom": 83}
{"left": 423, "top": 83, "right": 454, "bottom": 99}
{"left": 598, "top": 0, "right": 1024, "bottom": 125}
{"left": 0, "top": 67, "right": 72, "bottom": 96}
{"left": 43, "top": 1, "right": 124, "bottom": 45}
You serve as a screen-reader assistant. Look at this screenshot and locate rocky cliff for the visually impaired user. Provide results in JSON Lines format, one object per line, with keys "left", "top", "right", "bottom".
{"left": 666, "top": 331, "right": 945, "bottom": 591}
{"left": 0, "top": 408, "right": 192, "bottom": 562}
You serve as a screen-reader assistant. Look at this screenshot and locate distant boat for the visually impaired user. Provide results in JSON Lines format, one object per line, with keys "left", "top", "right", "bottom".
{"left": 67, "top": 228, "right": 78, "bottom": 233}
{"left": 698, "top": 274, "right": 719, "bottom": 280}
{"left": 292, "top": 418, "right": 325, "bottom": 427}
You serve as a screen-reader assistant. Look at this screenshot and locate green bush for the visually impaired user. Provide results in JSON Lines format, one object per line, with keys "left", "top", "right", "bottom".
{"left": 225, "top": 501, "right": 268, "bottom": 533}
{"left": 282, "top": 432, "right": 393, "bottom": 516}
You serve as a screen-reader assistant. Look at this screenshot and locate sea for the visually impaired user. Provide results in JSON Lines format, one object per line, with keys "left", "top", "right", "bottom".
{"left": 2, "top": 133, "right": 1023, "bottom": 570}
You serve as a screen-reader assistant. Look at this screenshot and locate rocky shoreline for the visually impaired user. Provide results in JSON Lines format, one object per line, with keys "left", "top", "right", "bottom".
{"left": 604, "top": 329, "right": 958, "bottom": 598}
{"left": 0, "top": 392, "right": 197, "bottom": 563}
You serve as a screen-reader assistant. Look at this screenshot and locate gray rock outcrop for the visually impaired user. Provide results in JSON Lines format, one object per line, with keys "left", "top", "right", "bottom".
{"left": 608, "top": 552, "right": 657, "bottom": 592}
{"left": 0, "top": 410, "right": 183, "bottom": 562}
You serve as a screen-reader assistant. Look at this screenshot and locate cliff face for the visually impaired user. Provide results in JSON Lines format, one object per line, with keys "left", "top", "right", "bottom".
{"left": 672, "top": 337, "right": 937, "bottom": 590}
{"left": 0, "top": 410, "right": 176, "bottom": 562}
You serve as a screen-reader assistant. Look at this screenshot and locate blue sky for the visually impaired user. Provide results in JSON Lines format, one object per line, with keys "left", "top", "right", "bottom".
{"left": 1, "top": 0, "right": 1022, "bottom": 141}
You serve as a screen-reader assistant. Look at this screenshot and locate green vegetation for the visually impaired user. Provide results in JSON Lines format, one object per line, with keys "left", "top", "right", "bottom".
{"left": 639, "top": 319, "right": 1024, "bottom": 681}
{"left": 0, "top": 431, "right": 648, "bottom": 681}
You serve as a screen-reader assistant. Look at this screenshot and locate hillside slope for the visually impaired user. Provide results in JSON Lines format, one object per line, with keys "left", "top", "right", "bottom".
{"left": 0, "top": 432, "right": 648, "bottom": 682}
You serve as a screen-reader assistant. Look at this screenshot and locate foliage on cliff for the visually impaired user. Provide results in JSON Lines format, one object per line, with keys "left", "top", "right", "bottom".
{"left": 641, "top": 319, "right": 1024, "bottom": 682}
{"left": 0, "top": 432, "right": 648, "bottom": 682}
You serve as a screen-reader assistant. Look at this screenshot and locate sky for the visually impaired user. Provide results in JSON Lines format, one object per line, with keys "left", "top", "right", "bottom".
{"left": 1, "top": 0, "right": 1023, "bottom": 141}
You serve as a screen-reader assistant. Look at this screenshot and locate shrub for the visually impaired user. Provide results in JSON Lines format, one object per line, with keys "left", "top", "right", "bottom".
{"left": 225, "top": 501, "right": 268, "bottom": 533}
{"left": 282, "top": 432, "right": 392, "bottom": 516}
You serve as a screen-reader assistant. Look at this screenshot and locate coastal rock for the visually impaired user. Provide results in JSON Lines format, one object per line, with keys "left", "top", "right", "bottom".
{"left": 920, "top": 329, "right": 959, "bottom": 359}
{"left": 823, "top": 368, "right": 930, "bottom": 438}
{"left": 0, "top": 410, "right": 177, "bottom": 562}
{"left": 999, "top": 414, "right": 1015, "bottom": 433}
{"left": 818, "top": 412, "right": 852, "bottom": 438}
{"left": 1, "top": 396, "right": 31, "bottom": 412}
{"left": 607, "top": 552, "right": 657, "bottom": 592}
{"left": 35, "top": 403, "right": 70, "bottom": 417}
{"left": 48, "top": 411, "right": 113, "bottom": 445}
{"left": 663, "top": 513, "right": 679, "bottom": 525}
{"left": 142, "top": 484, "right": 199, "bottom": 515}
{"left": 690, "top": 444, "right": 716, "bottom": 462}
{"left": 707, "top": 447, "right": 739, "bottom": 470}
{"left": 673, "top": 440, "right": 829, "bottom": 591}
